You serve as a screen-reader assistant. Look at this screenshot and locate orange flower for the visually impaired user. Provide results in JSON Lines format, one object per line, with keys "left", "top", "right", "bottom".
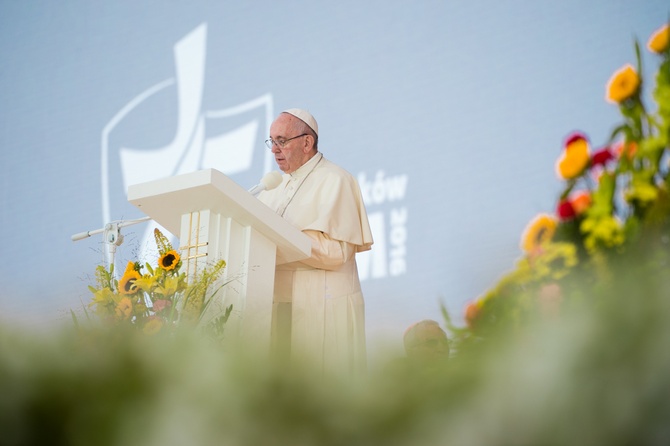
{"left": 613, "top": 140, "right": 638, "bottom": 160}
{"left": 570, "top": 190, "right": 592, "bottom": 215}
{"left": 520, "top": 213, "right": 558, "bottom": 254}
{"left": 605, "top": 64, "right": 640, "bottom": 104}
{"left": 115, "top": 297, "right": 133, "bottom": 320}
{"left": 555, "top": 133, "right": 590, "bottom": 179}
{"left": 464, "top": 301, "right": 482, "bottom": 328}
{"left": 647, "top": 23, "right": 669, "bottom": 54}
{"left": 118, "top": 261, "right": 141, "bottom": 295}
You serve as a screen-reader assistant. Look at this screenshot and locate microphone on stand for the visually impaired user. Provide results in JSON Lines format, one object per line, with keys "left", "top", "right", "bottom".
{"left": 71, "top": 216, "right": 152, "bottom": 272}
{"left": 249, "top": 171, "right": 283, "bottom": 196}
{"left": 71, "top": 216, "right": 152, "bottom": 242}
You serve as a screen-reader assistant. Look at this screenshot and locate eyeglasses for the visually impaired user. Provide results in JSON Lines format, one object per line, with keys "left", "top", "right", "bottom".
{"left": 265, "top": 133, "right": 308, "bottom": 149}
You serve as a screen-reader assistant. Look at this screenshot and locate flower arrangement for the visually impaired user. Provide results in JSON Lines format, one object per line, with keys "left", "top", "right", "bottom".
{"left": 87, "top": 228, "right": 231, "bottom": 337}
{"left": 456, "top": 22, "right": 670, "bottom": 337}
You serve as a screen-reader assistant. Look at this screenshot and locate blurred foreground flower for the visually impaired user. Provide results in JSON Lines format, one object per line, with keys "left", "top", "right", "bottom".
{"left": 555, "top": 132, "right": 590, "bottom": 179}
{"left": 647, "top": 23, "right": 669, "bottom": 54}
{"left": 590, "top": 146, "right": 615, "bottom": 168}
{"left": 605, "top": 64, "right": 640, "bottom": 104}
{"left": 520, "top": 213, "right": 557, "bottom": 254}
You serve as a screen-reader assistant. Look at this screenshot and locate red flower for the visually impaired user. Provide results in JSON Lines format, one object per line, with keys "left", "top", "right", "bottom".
{"left": 591, "top": 147, "right": 614, "bottom": 167}
{"left": 557, "top": 199, "right": 576, "bottom": 220}
{"left": 152, "top": 299, "right": 172, "bottom": 314}
{"left": 564, "top": 131, "right": 588, "bottom": 147}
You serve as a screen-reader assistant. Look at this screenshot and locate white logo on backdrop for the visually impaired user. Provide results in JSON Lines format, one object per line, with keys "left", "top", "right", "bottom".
{"left": 356, "top": 170, "right": 409, "bottom": 280}
{"left": 100, "top": 23, "right": 273, "bottom": 257}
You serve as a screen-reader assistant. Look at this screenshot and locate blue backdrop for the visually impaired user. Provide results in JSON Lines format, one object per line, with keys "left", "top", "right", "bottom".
{"left": 0, "top": 0, "right": 666, "bottom": 354}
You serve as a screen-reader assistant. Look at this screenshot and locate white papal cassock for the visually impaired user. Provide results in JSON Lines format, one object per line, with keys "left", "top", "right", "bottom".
{"left": 258, "top": 152, "right": 373, "bottom": 377}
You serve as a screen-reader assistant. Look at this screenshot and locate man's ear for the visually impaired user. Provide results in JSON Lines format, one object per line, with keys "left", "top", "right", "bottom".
{"left": 302, "top": 135, "right": 315, "bottom": 153}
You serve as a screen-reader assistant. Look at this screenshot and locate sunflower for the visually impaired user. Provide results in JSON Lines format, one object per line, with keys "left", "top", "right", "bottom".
{"left": 158, "top": 250, "right": 180, "bottom": 271}
{"left": 118, "top": 261, "right": 141, "bottom": 295}
{"left": 520, "top": 213, "right": 558, "bottom": 254}
{"left": 605, "top": 64, "right": 640, "bottom": 104}
{"left": 647, "top": 23, "right": 669, "bottom": 54}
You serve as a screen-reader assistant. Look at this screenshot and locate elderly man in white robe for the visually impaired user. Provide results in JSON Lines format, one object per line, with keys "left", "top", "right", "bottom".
{"left": 258, "top": 109, "right": 373, "bottom": 377}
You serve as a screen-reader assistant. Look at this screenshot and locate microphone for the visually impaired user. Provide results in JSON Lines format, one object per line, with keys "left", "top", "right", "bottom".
{"left": 249, "top": 171, "right": 283, "bottom": 196}
{"left": 71, "top": 230, "right": 98, "bottom": 241}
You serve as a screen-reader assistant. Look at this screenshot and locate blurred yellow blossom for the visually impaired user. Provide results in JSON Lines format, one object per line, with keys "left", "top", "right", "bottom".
{"left": 520, "top": 213, "right": 557, "bottom": 254}
{"left": 531, "top": 242, "right": 578, "bottom": 280}
{"left": 625, "top": 180, "right": 659, "bottom": 206}
{"left": 606, "top": 64, "right": 640, "bottom": 104}
{"left": 580, "top": 216, "right": 625, "bottom": 252}
{"left": 647, "top": 23, "right": 669, "bottom": 54}
{"left": 556, "top": 133, "right": 590, "bottom": 179}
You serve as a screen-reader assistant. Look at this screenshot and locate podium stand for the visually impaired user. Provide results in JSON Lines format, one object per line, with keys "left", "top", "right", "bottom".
{"left": 127, "top": 168, "right": 311, "bottom": 351}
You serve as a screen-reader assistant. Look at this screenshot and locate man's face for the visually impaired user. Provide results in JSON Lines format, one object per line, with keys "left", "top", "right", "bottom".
{"left": 269, "top": 114, "right": 312, "bottom": 174}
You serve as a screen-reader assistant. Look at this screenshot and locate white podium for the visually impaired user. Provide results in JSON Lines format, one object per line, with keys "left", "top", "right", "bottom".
{"left": 127, "top": 169, "right": 311, "bottom": 350}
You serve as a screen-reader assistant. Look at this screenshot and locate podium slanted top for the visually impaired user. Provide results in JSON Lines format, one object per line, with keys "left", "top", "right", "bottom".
{"left": 127, "top": 169, "right": 311, "bottom": 264}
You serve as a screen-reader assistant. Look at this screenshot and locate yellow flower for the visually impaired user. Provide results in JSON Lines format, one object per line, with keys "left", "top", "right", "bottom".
{"left": 555, "top": 133, "right": 590, "bottom": 179}
{"left": 605, "top": 64, "right": 640, "bottom": 104}
{"left": 580, "top": 216, "right": 625, "bottom": 252}
{"left": 532, "top": 242, "right": 578, "bottom": 280}
{"left": 647, "top": 23, "right": 669, "bottom": 54}
{"left": 159, "top": 250, "right": 180, "bottom": 271}
{"left": 520, "top": 213, "right": 558, "bottom": 254}
{"left": 154, "top": 275, "right": 185, "bottom": 297}
{"left": 625, "top": 181, "right": 658, "bottom": 206}
{"left": 118, "top": 261, "right": 141, "bottom": 295}
{"left": 115, "top": 297, "right": 133, "bottom": 320}
{"left": 134, "top": 274, "right": 157, "bottom": 293}
{"left": 143, "top": 316, "right": 164, "bottom": 335}
{"left": 88, "top": 287, "right": 117, "bottom": 317}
